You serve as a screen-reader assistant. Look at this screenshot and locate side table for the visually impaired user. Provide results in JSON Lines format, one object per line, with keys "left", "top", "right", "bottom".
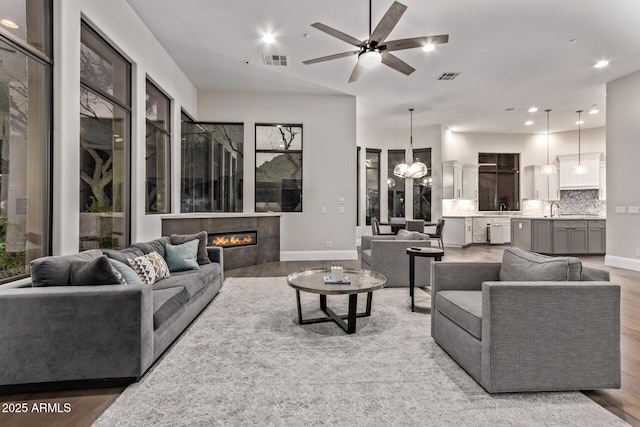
{"left": 406, "top": 247, "right": 445, "bottom": 312}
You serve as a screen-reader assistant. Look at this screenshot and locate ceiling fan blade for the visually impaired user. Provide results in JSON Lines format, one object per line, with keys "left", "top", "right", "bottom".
{"left": 310, "top": 22, "right": 363, "bottom": 47}
{"left": 348, "top": 62, "right": 365, "bottom": 83}
{"left": 383, "top": 35, "right": 449, "bottom": 52}
{"left": 369, "top": 1, "right": 407, "bottom": 44}
{"left": 303, "top": 51, "right": 359, "bottom": 65}
{"left": 381, "top": 52, "right": 415, "bottom": 75}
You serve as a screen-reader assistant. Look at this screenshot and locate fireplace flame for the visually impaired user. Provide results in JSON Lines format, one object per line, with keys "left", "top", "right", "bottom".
{"left": 209, "top": 233, "right": 255, "bottom": 247}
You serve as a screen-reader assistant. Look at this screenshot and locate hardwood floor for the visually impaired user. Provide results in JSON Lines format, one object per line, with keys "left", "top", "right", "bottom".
{"left": 1, "top": 245, "right": 639, "bottom": 426}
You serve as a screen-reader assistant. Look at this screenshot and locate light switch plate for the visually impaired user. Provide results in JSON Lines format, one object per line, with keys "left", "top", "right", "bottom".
{"left": 629, "top": 206, "right": 640, "bottom": 215}
{"left": 338, "top": 197, "right": 345, "bottom": 204}
{"left": 338, "top": 206, "right": 345, "bottom": 214}
{"left": 615, "top": 206, "right": 626, "bottom": 214}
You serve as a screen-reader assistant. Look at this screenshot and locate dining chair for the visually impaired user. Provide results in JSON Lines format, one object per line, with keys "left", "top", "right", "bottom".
{"left": 405, "top": 219, "right": 425, "bottom": 233}
{"left": 426, "top": 218, "right": 445, "bottom": 249}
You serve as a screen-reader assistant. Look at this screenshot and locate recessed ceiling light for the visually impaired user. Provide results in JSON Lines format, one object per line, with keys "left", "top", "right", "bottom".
{"left": 594, "top": 60, "right": 609, "bottom": 68}
{"left": 589, "top": 108, "right": 599, "bottom": 115}
{"left": 568, "top": 39, "right": 577, "bottom": 44}
{"left": 262, "top": 33, "right": 275, "bottom": 44}
{"left": 575, "top": 120, "right": 584, "bottom": 125}
{"left": 422, "top": 43, "right": 435, "bottom": 52}
{"left": 303, "top": 33, "right": 310, "bottom": 38}
{"left": 505, "top": 107, "right": 515, "bottom": 112}
{"left": 525, "top": 120, "right": 533, "bottom": 126}
{"left": 528, "top": 107, "right": 538, "bottom": 113}
{"left": 0, "top": 19, "right": 19, "bottom": 29}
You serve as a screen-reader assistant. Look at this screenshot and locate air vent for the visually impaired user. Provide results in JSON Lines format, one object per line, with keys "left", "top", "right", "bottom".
{"left": 263, "top": 54, "right": 288, "bottom": 66}
{"left": 437, "top": 72, "right": 460, "bottom": 81}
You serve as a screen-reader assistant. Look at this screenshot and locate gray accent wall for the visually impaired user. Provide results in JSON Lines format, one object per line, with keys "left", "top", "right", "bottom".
{"left": 606, "top": 70, "right": 640, "bottom": 271}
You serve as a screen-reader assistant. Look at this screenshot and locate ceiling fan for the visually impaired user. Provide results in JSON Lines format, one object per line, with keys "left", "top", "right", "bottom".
{"left": 303, "top": 0, "right": 449, "bottom": 83}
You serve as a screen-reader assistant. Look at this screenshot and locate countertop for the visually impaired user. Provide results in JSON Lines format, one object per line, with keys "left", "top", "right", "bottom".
{"left": 510, "top": 215, "right": 606, "bottom": 220}
{"left": 161, "top": 212, "right": 281, "bottom": 219}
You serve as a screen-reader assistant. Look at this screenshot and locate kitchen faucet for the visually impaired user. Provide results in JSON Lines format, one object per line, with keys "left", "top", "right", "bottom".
{"left": 550, "top": 201, "right": 561, "bottom": 217}
{"left": 499, "top": 202, "right": 507, "bottom": 211}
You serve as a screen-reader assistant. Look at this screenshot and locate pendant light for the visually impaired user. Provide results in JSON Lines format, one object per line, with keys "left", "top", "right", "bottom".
{"left": 574, "top": 110, "right": 587, "bottom": 175}
{"left": 393, "top": 108, "right": 428, "bottom": 179}
{"left": 541, "top": 109, "right": 556, "bottom": 175}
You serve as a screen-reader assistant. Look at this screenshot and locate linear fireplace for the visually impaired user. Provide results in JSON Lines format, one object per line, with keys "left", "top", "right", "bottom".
{"left": 208, "top": 230, "right": 258, "bottom": 248}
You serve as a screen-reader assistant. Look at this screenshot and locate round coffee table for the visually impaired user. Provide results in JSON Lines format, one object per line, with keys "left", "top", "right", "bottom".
{"left": 287, "top": 268, "right": 386, "bottom": 334}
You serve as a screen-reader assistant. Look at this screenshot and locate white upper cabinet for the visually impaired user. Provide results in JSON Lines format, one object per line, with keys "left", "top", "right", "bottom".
{"left": 524, "top": 165, "right": 560, "bottom": 201}
{"left": 558, "top": 153, "right": 602, "bottom": 190}
{"left": 599, "top": 160, "right": 606, "bottom": 200}
{"left": 462, "top": 165, "right": 478, "bottom": 200}
{"left": 443, "top": 161, "right": 477, "bottom": 200}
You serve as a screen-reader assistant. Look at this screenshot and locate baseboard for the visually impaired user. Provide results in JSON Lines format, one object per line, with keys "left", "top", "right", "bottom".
{"left": 605, "top": 255, "right": 640, "bottom": 272}
{"left": 280, "top": 250, "right": 358, "bottom": 261}
{"left": 0, "top": 377, "right": 135, "bottom": 394}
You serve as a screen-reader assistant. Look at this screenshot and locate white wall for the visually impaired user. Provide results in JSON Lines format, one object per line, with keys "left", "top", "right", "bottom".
{"left": 605, "top": 70, "right": 640, "bottom": 271}
{"left": 53, "top": 0, "right": 198, "bottom": 254}
{"left": 197, "top": 91, "right": 357, "bottom": 260}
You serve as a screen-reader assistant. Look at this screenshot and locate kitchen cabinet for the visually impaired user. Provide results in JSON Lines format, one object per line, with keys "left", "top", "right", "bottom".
{"left": 512, "top": 217, "right": 605, "bottom": 254}
{"left": 599, "top": 161, "right": 606, "bottom": 201}
{"left": 588, "top": 220, "right": 606, "bottom": 254}
{"left": 442, "top": 161, "right": 462, "bottom": 199}
{"left": 553, "top": 220, "right": 588, "bottom": 254}
{"left": 443, "top": 217, "right": 473, "bottom": 247}
{"left": 511, "top": 218, "right": 532, "bottom": 251}
{"left": 558, "top": 153, "right": 602, "bottom": 190}
{"left": 462, "top": 166, "right": 478, "bottom": 199}
{"left": 531, "top": 220, "right": 552, "bottom": 253}
{"left": 500, "top": 217, "right": 511, "bottom": 243}
{"left": 524, "top": 165, "right": 559, "bottom": 201}
{"left": 443, "top": 161, "right": 477, "bottom": 200}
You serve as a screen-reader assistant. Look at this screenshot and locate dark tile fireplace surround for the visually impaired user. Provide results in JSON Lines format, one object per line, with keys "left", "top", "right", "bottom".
{"left": 162, "top": 215, "right": 280, "bottom": 271}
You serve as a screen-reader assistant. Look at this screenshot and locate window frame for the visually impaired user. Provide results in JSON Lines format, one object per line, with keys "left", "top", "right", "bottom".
{"left": 79, "top": 20, "right": 132, "bottom": 249}
{"left": 144, "top": 78, "right": 171, "bottom": 214}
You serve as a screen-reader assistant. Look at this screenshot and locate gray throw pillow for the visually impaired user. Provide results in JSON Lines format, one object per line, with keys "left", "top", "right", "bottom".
{"left": 395, "top": 229, "right": 421, "bottom": 240}
{"left": 499, "top": 247, "right": 582, "bottom": 282}
{"left": 170, "top": 231, "right": 210, "bottom": 265}
{"left": 131, "top": 237, "right": 171, "bottom": 258}
{"left": 68, "top": 256, "right": 122, "bottom": 286}
{"left": 165, "top": 240, "right": 200, "bottom": 272}
{"left": 103, "top": 247, "right": 145, "bottom": 265}
{"left": 30, "top": 249, "right": 104, "bottom": 287}
{"left": 108, "top": 258, "right": 143, "bottom": 284}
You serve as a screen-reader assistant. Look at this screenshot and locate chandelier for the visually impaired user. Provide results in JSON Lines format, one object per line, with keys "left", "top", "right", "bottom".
{"left": 394, "top": 108, "right": 428, "bottom": 179}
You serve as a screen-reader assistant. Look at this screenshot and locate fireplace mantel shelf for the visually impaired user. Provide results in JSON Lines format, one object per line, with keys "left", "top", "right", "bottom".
{"left": 161, "top": 212, "right": 281, "bottom": 219}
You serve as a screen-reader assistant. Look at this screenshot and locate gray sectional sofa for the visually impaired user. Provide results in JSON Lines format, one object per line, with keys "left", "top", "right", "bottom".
{"left": 0, "top": 236, "right": 223, "bottom": 390}
{"left": 432, "top": 247, "right": 621, "bottom": 393}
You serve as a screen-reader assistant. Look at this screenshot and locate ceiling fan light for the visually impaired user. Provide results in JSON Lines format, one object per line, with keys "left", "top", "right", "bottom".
{"left": 394, "top": 163, "right": 409, "bottom": 178}
{"left": 422, "top": 43, "right": 435, "bottom": 52}
{"left": 407, "top": 162, "right": 428, "bottom": 179}
{"left": 358, "top": 50, "right": 382, "bottom": 67}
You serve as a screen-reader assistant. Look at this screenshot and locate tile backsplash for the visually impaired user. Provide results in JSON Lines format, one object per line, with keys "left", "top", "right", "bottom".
{"left": 446, "top": 189, "right": 606, "bottom": 217}
{"left": 559, "top": 189, "right": 606, "bottom": 216}
{"left": 522, "top": 189, "right": 606, "bottom": 217}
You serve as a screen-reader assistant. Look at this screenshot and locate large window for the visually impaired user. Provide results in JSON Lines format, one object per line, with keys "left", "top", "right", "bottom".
{"left": 79, "top": 22, "right": 131, "bottom": 250}
{"left": 365, "top": 149, "right": 380, "bottom": 225}
{"left": 478, "top": 153, "right": 520, "bottom": 211}
{"left": 413, "top": 148, "right": 432, "bottom": 220}
{"left": 145, "top": 80, "right": 170, "bottom": 214}
{"left": 0, "top": 0, "right": 52, "bottom": 282}
{"left": 181, "top": 113, "right": 243, "bottom": 212}
{"left": 387, "top": 149, "right": 405, "bottom": 218}
{"left": 255, "top": 123, "right": 302, "bottom": 212}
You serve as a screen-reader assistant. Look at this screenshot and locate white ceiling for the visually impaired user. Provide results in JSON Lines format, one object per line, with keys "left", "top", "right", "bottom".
{"left": 127, "top": 0, "right": 640, "bottom": 133}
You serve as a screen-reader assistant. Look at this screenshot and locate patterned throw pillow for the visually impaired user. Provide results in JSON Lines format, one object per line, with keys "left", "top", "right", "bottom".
{"left": 128, "top": 251, "right": 170, "bottom": 285}
{"left": 111, "top": 266, "right": 127, "bottom": 284}
{"left": 128, "top": 254, "right": 157, "bottom": 285}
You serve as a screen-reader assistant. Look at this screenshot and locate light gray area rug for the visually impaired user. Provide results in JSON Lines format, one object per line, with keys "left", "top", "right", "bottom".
{"left": 95, "top": 277, "right": 627, "bottom": 426}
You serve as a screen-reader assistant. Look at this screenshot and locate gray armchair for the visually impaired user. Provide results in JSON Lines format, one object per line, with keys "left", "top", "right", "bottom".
{"left": 361, "top": 235, "right": 433, "bottom": 287}
{"left": 431, "top": 247, "right": 621, "bottom": 393}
